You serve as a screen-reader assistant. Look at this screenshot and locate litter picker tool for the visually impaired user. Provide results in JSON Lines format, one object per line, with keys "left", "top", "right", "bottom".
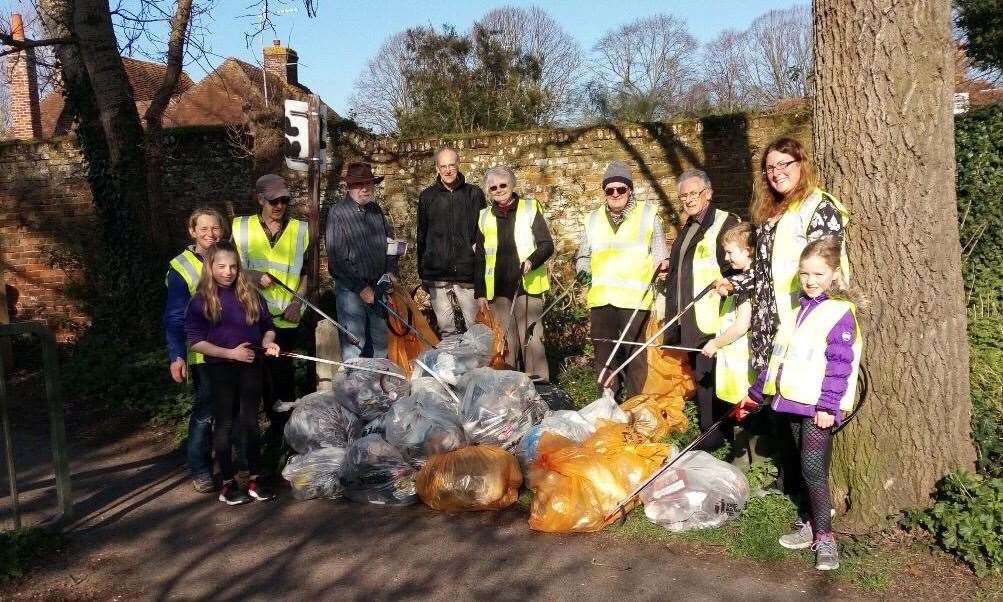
{"left": 378, "top": 296, "right": 437, "bottom": 349}
{"left": 521, "top": 281, "right": 579, "bottom": 352}
{"left": 590, "top": 339, "right": 701, "bottom": 353}
{"left": 279, "top": 351, "right": 407, "bottom": 380}
{"left": 267, "top": 275, "right": 362, "bottom": 349}
{"left": 596, "top": 271, "right": 663, "bottom": 387}
{"left": 603, "top": 399, "right": 762, "bottom": 525}
{"left": 600, "top": 281, "right": 715, "bottom": 389}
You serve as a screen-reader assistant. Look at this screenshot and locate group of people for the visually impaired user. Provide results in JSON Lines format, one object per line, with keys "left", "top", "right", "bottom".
{"left": 163, "top": 136, "right": 862, "bottom": 571}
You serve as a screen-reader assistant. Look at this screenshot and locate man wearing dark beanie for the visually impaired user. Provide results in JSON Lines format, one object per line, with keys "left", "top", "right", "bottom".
{"left": 575, "top": 161, "right": 669, "bottom": 397}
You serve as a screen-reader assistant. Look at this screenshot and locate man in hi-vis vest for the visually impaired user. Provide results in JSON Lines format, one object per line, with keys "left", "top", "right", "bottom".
{"left": 232, "top": 174, "right": 312, "bottom": 445}
{"left": 663, "top": 169, "right": 740, "bottom": 451}
{"left": 575, "top": 161, "right": 669, "bottom": 398}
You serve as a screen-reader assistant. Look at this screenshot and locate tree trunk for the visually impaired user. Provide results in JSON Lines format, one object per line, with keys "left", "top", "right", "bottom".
{"left": 812, "top": 0, "right": 976, "bottom": 531}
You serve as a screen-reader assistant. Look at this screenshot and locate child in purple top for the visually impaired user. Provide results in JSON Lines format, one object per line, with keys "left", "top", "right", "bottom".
{"left": 185, "top": 241, "right": 280, "bottom": 506}
{"left": 738, "top": 236, "right": 862, "bottom": 571}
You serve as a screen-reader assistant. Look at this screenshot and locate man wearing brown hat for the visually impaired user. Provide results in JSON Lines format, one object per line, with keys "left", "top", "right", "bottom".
{"left": 326, "top": 162, "right": 401, "bottom": 360}
{"left": 233, "top": 173, "right": 312, "bottom": 445}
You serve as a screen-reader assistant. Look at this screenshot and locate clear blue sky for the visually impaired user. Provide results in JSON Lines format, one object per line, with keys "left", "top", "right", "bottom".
{"left": 189, "top": 0, "right": 801, "bottom": 115}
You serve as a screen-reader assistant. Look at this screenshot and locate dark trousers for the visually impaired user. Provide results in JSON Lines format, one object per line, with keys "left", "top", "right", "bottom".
{"left": 688, "top": 351, "right": 733, "bottom": 451}
{"left": 208, "top": 360, "right": 262, "bottom": 481}
{"left": 186, "top": 363, "right": 214, "bottom": 478}
{"left": 263, "top": 327, "right": 298, "bottom": 438}
{"left": 591, "top": 306, "right": 649, "bottom": 398}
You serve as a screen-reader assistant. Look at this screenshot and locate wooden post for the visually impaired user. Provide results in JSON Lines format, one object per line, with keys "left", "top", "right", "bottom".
{"left": 307, "top": 94, "right": 322, "bottom": 296}
{"left": 0, "top": 266, "right": 11, "bottom": 370}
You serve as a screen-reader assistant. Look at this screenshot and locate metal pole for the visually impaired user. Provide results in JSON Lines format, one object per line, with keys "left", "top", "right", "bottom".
{"left": 307, "top": 94, "right": 322, "bottom": 297}
{"left": 38, "top": 325, "right": 72, "bottom": 524}
{"left": 0, "top": 362, "right": 21, "bottom": 530}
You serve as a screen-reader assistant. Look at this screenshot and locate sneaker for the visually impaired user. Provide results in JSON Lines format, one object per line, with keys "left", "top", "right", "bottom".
{"left": 192, "top": 474, "right": 216, "bottom": 494}
{"left": 218, "top": 481, "right": 252, "bottom": 506}
{"left": 812, "top": 533, "right": 840, "bottom": 570}
{"left": 247, "top": 478, "right": 275, "bottom": 502}
{"left": 778, "top": 519, "right": 814, "bottom": 550}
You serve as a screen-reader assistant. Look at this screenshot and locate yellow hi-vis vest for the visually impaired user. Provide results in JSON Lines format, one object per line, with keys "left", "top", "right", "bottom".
{"left": 585, "top": 202, "right": 657, "bottom": 310}
{"left": 478, "top": 197, "right": 551, "bottom": 300}
{"left": 166, "top": 248, "right": 204, "bottom": 366}
{"left": 763, "top": 299, "right": 862, "bottom": 412}
{"left": 771, "top": 188, "right": 850, "bottom": 326}
{"left": 232, "top": 215, "right": 309, "bottom": 329}
{"left": 714, "top": 295, "right": 753, "bottom": 404}
{"left": 691, "top": 208, "right": 731, "bottom": 335}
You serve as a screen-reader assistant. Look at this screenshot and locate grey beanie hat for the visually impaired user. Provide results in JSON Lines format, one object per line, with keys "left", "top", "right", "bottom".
{"left": 602, "top": 161, "right": 634, "bottom": 190}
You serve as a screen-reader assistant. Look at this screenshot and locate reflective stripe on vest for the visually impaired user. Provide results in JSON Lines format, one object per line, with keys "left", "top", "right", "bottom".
{"left": 691, "top": 208, "right": 731, "bottom": 335}
{"left": 585, "top": 202, "right": 657, "bottom": 310}
{"left": 771, "top": 188, "right": 851, "bottom": 326}
{"left": 232, "top": 215, "right": 309, "bottom": 329}
{"left": 714, "top": 296, "right": 753, "bottom": 403}
{"left": 763, "top": 299, "right": 862, "bottom": 412}
{"left": 478, "top": 198, "right": 551, "bottom": 300}
{"left": 166, "top": 248, "right": 205, "bottom": 366}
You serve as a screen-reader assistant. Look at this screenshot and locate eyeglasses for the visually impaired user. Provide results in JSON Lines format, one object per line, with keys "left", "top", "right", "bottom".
{"left": 267, "top": 196, "right": 290, "bottom": 206}
{"left": 604, "top": 185, "right": 629, "bottom": 197}
{"left": 488, "top": 182, "right": 509, "bottom": 192}
{"left": 679, "top": 188, "right": 707, "bottom": 201}
{"left": 762, "top": 159, "right": 799, "bottom": 176}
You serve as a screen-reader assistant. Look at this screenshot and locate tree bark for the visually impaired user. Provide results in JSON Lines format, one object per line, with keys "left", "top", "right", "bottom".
{"left": 812, "top": 0, "right": 976, "bottom": 531}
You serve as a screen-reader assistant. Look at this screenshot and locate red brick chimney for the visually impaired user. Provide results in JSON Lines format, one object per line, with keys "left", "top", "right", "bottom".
{"left": 5, "top": 14, "right": 43, "bottom": 139}
{"left": 262, "top": 40, "right": 298, "bottom": 87}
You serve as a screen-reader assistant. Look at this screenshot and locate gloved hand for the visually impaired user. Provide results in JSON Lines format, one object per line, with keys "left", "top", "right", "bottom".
{"left": 575, "top": 271, "right": 592, "bottom": 286}
{"left": 730, "top": 396, "right": 760, "bottom": 422}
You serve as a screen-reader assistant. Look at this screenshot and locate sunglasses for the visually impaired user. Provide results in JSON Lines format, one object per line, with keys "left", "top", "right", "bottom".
{"left": 267, "top": 196, "right": 290, "bottom": 206}
{"left": 488, "top": 182, "right": 509, "bottom": 192}
{"left": 604, "top": 185, "right": 629, "bottom": 197}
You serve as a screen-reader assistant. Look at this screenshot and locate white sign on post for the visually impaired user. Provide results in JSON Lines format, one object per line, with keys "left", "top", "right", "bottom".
{"left": 284, "top": 99, "right": 310, "bottom": 172}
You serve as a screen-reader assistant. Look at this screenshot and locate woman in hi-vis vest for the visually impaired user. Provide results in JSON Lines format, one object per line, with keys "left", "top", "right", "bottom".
{"left": 474, "top": 166, "right": 555, "bottom": 379}
{"left": 719, "top": 137, "right": 850, "bottom": 494}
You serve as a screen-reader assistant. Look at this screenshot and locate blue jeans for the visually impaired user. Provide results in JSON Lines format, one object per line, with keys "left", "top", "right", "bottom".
{"left": 335, "top": 283, "right": 389, "bottom": 361}
{"left": 187, "top": 363, "right": 213, "bottom": 478}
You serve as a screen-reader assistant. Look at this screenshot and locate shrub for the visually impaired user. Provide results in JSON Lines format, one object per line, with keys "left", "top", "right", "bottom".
{"left": 969, "top": 312, "right": 1003, "bottom": 477}
{"left": 904, "top": 470, "right": 1003, "bottom": 577}
{"left": 956, "top": 105, "right": 1003, "bottom": 302}
{"left": 0, "top": 528, "right": 64, "bottom": 582}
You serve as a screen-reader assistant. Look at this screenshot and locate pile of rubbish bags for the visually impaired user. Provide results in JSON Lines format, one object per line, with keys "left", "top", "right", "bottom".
{"left": 279, "top": 316, "right": 746, "bottom": 534}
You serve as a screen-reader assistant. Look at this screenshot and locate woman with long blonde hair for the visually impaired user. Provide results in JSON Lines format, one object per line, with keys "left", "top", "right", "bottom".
{"left": 185, "top": 241, "right": 280, "bottom": 506}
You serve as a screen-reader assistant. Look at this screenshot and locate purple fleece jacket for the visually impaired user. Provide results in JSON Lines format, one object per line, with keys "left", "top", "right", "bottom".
{"left": 748, "top": 293, "right": 857, "bottom": 424}
{"left": 185, "top": 286, "right": 274, "bottom": 363}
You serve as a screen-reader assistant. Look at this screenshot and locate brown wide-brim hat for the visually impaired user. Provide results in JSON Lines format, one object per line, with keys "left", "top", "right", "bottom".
{"left": 344, "top": 162, "right": 385, "bottom": 186}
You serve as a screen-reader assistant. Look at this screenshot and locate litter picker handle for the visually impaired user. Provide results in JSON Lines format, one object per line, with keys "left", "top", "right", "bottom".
{"left": 267, "top": 275, "right": 363, "bottom": 349}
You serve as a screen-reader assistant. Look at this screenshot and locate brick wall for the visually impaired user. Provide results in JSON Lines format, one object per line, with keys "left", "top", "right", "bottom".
{"left": 1, "top": 111, "right": 810, "bottom": 335}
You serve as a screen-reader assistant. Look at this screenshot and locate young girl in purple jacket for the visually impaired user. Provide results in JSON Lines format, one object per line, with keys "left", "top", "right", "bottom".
{"left": 739, "top": 236, "right": 863, "bottom": 571}
{"left": 186, "top": 241, "right": 280, "bottom": 506}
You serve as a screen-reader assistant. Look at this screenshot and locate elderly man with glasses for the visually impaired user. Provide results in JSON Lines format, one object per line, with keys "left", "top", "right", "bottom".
{"left": 575, "top": 161, "right": 669, "bottom": 398}
{"left": 232, "top": 173, "right": 313, "bottom": 449}
{"left": 663, "top": 168, "right": 740, "bottom": 451}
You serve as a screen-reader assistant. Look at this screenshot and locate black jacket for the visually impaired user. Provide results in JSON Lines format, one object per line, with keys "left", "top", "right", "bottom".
{"left": 663, "top": 207, "right": 740, "bottom": 347}
{"left": 417, "top": 173, "right": 486, "bottom": 283}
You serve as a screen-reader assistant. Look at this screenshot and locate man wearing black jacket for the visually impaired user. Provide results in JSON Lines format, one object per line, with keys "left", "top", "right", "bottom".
{"left": 663, "top": 169, "right": 740, "bottom": 450}
{"left": 417, "top": 146, "right": 487, "bottom": 337}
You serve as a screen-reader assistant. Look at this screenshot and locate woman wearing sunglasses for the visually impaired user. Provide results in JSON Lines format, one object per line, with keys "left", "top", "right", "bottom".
{"left": 474, "top": 166, "right": 555, "bottom": 379}
{"left": 575, "top": 161, "right": 669, "bottom": 398}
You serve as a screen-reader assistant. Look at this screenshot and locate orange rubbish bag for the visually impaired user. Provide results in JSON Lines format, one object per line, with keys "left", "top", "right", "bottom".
{"left": 475, "top": 307, "right": 509, "bottom": 369}
{"left": 621, "top": 394, "right": 689, "bottom": 441}
{"left": 416, "top": 445, "right": 523, "bottom": 512}
{"left": 641, "top": 319, "right": 696, "bottom": 399}
{"left": 386, "top": 288, "right": 439, "bottom": 378}
{"left": 527, "top": 426, "right": 671, "bottom": 533}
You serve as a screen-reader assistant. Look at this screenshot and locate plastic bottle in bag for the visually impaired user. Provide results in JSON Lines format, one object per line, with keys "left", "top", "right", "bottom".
{"left": 458, "top": 368, "right": 548, "bottom": 448}
{"left": 282, "top": 447, "right": 347, "bottom": 501}
{"left": 340, "top": 434, "right": 418, "bottom": 506}
{"left": 384, "top": 388, "right": 468, "bottom": 465}
{"left": 332, "top": 358, "right": 409, "bottom": 422}
{"left": 639, "top": 450, "right": 749, "bottom": 532}
{"left": 279, "top": 391, "right": 361, "bottom": 454}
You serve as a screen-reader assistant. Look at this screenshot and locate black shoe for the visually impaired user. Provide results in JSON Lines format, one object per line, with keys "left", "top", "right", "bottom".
{"left": 247, "top": 477, "right": 275, "bottom": 502}
{"left": 218, "top": 481, "right": 252, "bottom": 506}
